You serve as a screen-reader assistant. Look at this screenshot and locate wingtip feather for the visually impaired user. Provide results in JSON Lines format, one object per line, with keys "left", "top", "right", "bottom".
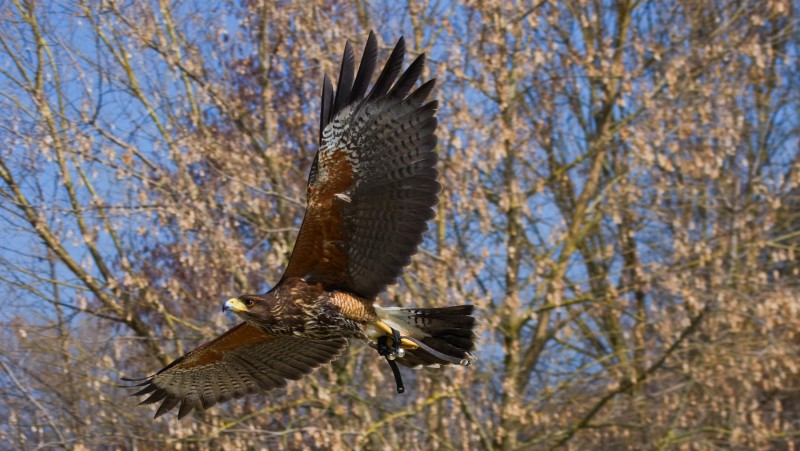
{"left": 333, "top": 41, "right": 356, "bottom": 115}
{"left": 366, "top": 36, "right": 406, "bottom": 101}
{"left": 389, "top": 52, "right": 426, "bottom": 99}
{"left": 319, "top": 74, "right": 334, "bottom": 143}
{"left": 350, "top": 31, "right": 379, "bottom": 102}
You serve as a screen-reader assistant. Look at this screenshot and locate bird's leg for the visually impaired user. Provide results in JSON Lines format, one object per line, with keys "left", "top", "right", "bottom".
{"left": 376, "top": 327, "right": 403, "bottom": 359}
{"left": 376, "top": 328, "right": 405, "bottom": 394}
{"left": 373, "top": 320, "right": 419, "bottom": 350}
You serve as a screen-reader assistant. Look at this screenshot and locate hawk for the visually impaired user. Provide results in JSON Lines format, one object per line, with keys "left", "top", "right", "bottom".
{"left": 124, "top": 31, "right": 478, "bottom": 419}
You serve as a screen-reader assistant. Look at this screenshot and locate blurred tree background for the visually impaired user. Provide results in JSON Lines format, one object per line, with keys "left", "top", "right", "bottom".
{"left": 1, "top": 0, "right": 799, "bottom": 449}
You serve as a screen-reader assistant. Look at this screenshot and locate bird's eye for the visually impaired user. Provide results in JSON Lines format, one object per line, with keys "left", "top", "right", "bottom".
{"left": 243, "top": 298, "right": 254, "bottom": 307}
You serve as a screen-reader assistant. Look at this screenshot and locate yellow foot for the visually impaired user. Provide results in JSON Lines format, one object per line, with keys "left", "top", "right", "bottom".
{"left": 374, "top": 320, "right": 420, "bottom": 350}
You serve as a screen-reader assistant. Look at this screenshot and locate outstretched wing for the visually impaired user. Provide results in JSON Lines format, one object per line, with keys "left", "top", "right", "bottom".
{"left": 281, "top": 31, "right": 439, "bottom": 299}
{"left": 124, "top": 323, "right": 347, "bottom": 419}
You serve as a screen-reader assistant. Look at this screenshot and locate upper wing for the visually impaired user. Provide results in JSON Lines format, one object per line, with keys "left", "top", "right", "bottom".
{"left": 281, "top": 31, "right": 440, "bottom": 299}
{"left": 124, "top": 323, "right": 347, "bottom": 419}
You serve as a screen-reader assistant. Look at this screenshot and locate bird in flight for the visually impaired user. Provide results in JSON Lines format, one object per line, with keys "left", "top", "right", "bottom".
{"left": 124, "top": 31, "right": 478, "bottom": 419}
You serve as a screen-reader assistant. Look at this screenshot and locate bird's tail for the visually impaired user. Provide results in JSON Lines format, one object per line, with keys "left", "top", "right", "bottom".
{"left": 374, "top": 305, "right": 478, "bottom": 368}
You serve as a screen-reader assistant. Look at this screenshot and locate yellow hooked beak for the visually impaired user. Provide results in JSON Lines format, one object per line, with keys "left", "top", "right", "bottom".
{"left": 223, "top": 297, "right": 248, "bottom": 313}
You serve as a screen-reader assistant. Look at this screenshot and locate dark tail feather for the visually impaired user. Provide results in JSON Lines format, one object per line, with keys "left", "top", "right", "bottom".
{"left": 376, "top": 305, "right": 478, "bottom": 368}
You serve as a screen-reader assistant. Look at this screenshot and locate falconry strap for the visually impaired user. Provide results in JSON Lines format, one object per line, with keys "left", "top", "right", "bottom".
{"left": 377, "top": 328, "right": 405, "bottom": 394}
{"left": 377, "top": 326, "right": 473, "bottom": 394}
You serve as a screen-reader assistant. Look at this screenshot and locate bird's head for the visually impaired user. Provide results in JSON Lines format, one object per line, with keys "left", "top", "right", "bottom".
{"left": 222, "top": 292, "right": 298, "bottom": 335}
{"left": 223, "top": 295, "right": 270, "bottom": 320}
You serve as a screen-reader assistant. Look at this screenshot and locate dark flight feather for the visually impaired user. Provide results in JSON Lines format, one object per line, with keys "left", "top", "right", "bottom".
{"left": 366, "top": 36, "right": 406, "bottom": 101}
{"left": 318, "top": 74, "right": 334, "bottom": 145}
{"left": 333, "top": 41, "right": 355, "bottom": 117}
{"left": 350, "top": 31, "right": 378, "bottom": 104}
{"left": 126, "top": 324, "right": 347, "bottom": 419}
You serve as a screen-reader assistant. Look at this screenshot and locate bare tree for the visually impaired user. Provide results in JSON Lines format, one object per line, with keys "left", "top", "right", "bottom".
{"left": 0, "top": 0, "right": 797, "bottom": 449}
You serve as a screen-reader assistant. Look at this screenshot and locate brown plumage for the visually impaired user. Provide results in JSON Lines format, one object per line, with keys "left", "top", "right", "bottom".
{"left": 123, "top": 31, "right": 478, "bottom": 419}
